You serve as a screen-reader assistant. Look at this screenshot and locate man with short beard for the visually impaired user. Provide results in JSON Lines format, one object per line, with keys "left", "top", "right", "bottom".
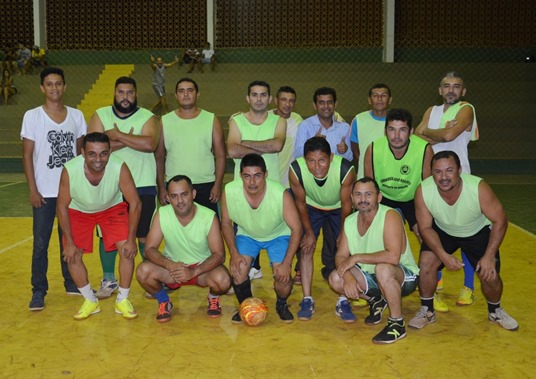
{"left": 88, "top": 76, "right": 160, "bottom": 299}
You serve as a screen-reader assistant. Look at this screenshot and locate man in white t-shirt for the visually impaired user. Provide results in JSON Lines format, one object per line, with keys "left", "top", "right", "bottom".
{"left": 200, "top": 42, "right": 216, "bottom": 72}
{"left": 21, "top": 67, "right": 87, "bottom": 311}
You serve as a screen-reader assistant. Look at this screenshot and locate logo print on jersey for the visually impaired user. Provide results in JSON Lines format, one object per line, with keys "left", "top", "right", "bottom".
{"left": 47, "top": 130, "right": 75, "bottom": 169}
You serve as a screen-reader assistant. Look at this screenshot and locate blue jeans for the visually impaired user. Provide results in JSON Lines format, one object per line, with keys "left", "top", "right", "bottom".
{"left": 31, "top": 197, "right": 75, "bottom": 294}
{"left": 307, "top": 206, "right": 341, "bottom": 279}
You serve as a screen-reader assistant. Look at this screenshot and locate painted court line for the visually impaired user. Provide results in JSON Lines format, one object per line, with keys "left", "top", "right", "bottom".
{"left": 0, "top": 235, "right": 33, "bottom": 254}
{"left": 0, "top": 181, "right": 24, "bottom": 189}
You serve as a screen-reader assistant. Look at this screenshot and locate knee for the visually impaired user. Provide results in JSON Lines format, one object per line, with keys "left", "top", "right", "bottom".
{"left": 136, "top": 262, "right": 151, "bottom": 283}
{"left": 328, "top": 271, "right": 343, "bottom": 292}
{"left": 374, "top": 263, "right": 395, "bottom": 282}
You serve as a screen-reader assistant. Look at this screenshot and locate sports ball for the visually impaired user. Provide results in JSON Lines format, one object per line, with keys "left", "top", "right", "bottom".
{"left": 239, "top": 297, "right": 268, "bottom": 326}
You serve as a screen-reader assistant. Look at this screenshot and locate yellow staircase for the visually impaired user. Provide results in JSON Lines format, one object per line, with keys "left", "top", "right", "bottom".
{"left": 77, "top": 64, "right": 135, "bottom": 122}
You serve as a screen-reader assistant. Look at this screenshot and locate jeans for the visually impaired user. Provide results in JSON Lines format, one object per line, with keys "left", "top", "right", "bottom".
{"left": 31, "top": 197, "right": 75, "bottom": 294}
{"left": 307, "top": 205, "right": 341, "bottom": 279}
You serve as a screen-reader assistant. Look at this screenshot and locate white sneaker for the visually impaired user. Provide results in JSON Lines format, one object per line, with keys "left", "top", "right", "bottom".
{"left": 488, "top": 308, "right": 519, "bottom": 331}
{"left": 249, "top": 268, "right": 263, "bottom": 280}
{"left": 408, "top": 306, "right": 436, "bottom": 329}
{"left": 95, "top": 279, "right": 119, "bottom": 299}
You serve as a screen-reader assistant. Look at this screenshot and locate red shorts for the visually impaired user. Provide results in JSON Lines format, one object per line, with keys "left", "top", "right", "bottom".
{"left": 65, "top": 202, "right": 129, "bottom": 253}
{"left": 166, "top": 263, "right": 200, "bottom": 289}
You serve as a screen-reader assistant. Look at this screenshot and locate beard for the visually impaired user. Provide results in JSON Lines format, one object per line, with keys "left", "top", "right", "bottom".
{"left": 114, "top": 97, "right": 138, "bottom": 114}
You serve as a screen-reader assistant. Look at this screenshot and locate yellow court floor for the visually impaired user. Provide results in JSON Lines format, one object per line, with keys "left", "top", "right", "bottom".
{"left": 1, "top": 217, "right": 535, "bottom": 378}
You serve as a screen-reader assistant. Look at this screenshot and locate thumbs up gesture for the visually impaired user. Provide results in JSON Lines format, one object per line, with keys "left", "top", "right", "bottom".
{"left": 315, "top": 126, "right": 325, "bottom": 138}
{"left": 337, "top": 136, "right": 347, "bottom": 154}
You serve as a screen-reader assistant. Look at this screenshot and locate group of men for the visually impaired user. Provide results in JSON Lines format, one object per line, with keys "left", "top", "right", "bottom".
{"left": 22, "top": 67, "right": 518, "bottom": 345}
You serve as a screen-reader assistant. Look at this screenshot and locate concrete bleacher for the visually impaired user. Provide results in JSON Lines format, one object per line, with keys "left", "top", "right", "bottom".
{"left": 1, "top": 62, "right": 534, "bottom": 174}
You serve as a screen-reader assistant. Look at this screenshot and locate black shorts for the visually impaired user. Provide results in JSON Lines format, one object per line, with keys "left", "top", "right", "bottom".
{"left": 137, "top": 194, "right": 157, "bottom": 238}
{"left": 381, "top": 197, "right": 417, "bottom": 229}
{"left": 421, "top": 223, "right": 501, "bottom": 272}
{"left": 192, "top": 182, "right": 219, "bottom": 217}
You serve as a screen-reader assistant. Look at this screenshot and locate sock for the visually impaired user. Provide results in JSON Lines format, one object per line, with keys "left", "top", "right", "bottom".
{"left": 303, "top": 296, "right": 313, "bottom": 302}
{"left": 437, "top": 270, "right": 443, "bottom": 282}
{"left": 208, "top": 292, "right": 219, "bottom": 299}
{"left": 338, "top": 295, "right": 348, "bottom": 305}
{"left": 79, "top": 284, "right": 97, "bottom": 302}
{"left": 389, "top": 316, "right": 404, "bottom": 322}
{"left": 154, "top": 288, "right": 170, "bottom": 303}
{"left": 488, "top": 301, "right": 500, "bottom": 314}
{"left": 421, "top": 297, "right": 434, "bottom": 313}
{"left": 99, "top": 238, "right": 117, "bottom": 280}
{"left": 232, "top": 277, "right": 253, "bottom": 304}
{"left": 276, "top": 296, "right": 288, "bottom": 308}
{"left": 116, "top": 286, "right": 130, "bottom": 302}
{"left": 461, "top": 252, "right": 475, "bottom": 290}
{"left": 138, "top": 241, "right": 145, "bottom": 261}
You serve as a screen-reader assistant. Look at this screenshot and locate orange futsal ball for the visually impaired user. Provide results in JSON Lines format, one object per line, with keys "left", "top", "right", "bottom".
{"left": 239, "top": 297, "right": 268, "bottom": 326}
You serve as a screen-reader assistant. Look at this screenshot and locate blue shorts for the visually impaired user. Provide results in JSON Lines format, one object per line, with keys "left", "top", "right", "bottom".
{"left": 235, "top": 235, "right": 290, "bottom": 264}
{"left": 355, "top": 264, "right": 418, "bottom": 298}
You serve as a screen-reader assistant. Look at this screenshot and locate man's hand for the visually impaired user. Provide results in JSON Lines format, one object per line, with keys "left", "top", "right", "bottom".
{"left": 169, "top": 262, "right": 195, "bottom": 283}
{"left": 442, "top": 254, "right": 464, "bottom": 271}
{"left": 120, "top": 239, "right": 138, "bottom": 260}
{"left": 300, "top": 231, "right": 317, "bottom": 256}
{"left": 273, "top": 263, "right": 291, "bottom": 285}
{"left": 342, "top": 275, "right": 362, "bottom": 300}
{"left": 63, "top": 243, "right": 83, "bottom": 264}
{"left": 105, "top": 123, "right": 123, "bottom": 141}
{"left": 315, "top": 126, "right": 325, "bottom": 138}
{"left": 337, "top": 136, "right": 347, "bottom": 154}
{"left": 476, "top": 256, "right": 497, "bottom": 281}
{"left": 230, "top": 254, "right": 248, "bottom": 278}
{"left": 337, "top": 256, "right": 357, "bottom": 277}
{"left": 158, "top": 186, "right": 169, "bottom": 206}
{"left": 209, "top": 183, "right": 221, "bottom": 203}
{"left": 29, "top": 189, "right": 45, "bottom": 208}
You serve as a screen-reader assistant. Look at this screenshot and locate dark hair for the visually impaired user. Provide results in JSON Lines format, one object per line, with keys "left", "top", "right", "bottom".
{"left": 168, "top": 174, "right": 194, "bottom": 190}
{"left": 276, "top": 86, "right": 296, "bottom": 98}
{"left": 303, "top": 136, "right": 331, "bottom": 157}
{"left": 83, "top": 132, "right": 110, "bottom": 149}
{"left": 175, "top": 77, "right": 199, "bottom": 93}
{"left": 385, "top": 108, "right": 413, "bottom": 130}
{"left": 352, "top": 177, "right": 380, "bottom": 194}
{"left": 40, "top": 67, "right": 65, "bottom": 85}
{"left": 115, "top": 76, "right": 137, "bottom": 90}
{"left": 313, "top": 87, "right": 337, "bottom": 103}
{"left": 431, "top": 150, "right": 461, "bottom": 169}
{"left": 248, "top": 80, "right": 270, "bottom": 96}
{"left": 240, "top": 153, "right": 266, "bottom": 173}
{"left": 368, "top": 83, "right": 391, "bottom": 97}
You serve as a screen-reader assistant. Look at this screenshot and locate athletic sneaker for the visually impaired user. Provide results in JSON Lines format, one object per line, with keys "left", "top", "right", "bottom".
{"left": 408, "top": 306, "right": 436, "bottom": 329}
{"left": 335, "top": 300, "right": 356, "bottom": 323}
{"left": 95, "top": 279, "right": 119, "bottom": 299}
{"left": 276, "top": 303, "right": 294, "bottom": 323}
{"left": 248, "top": 267, "right": 263, "bottom": 280}
{"left": 351, "top": 298, "right": 368, "bottom": 307}
{"left": 297, "top": 298, "right": 315, "bottom": 321}
{"left": 488, "top": 308, "right": 519, "bottom": 331}
{"left": 364, "top": 296, "right": 387, "bottom": 325}
{"left": 115, "top": 298, "right": 137, "bottom": 319}
{"left": 372, "top": 319, "right": 407, "bottom": 344}
{"left": 434, "top": 293, "right": 449, "bottom": 312}
{"left": 231, "top": 311, "right": 243, "bottom": 324}
{"left": 29, "top": 291, "right": 45, "bottom": 311}
{"left": 293, "top": 270, "right": 302, "bottom": 285}
{"left": 207, "top": 297, "right": 222, "bottom": 318}
{"left": 74, "top": 299, "right": 100, "bottom": 320}
{"left": 456, "top": 286, "right": 475, "bottom": 306}
{"left": 156, "top": 301, "right": 173, "bottom": 323}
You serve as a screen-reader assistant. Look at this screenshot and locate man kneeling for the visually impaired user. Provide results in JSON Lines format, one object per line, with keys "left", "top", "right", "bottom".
{"left": 329, "top": 177, "right": 419, "bottom": 344}
{"left": 136, "top": 175, "right": 231, "bottom": 323}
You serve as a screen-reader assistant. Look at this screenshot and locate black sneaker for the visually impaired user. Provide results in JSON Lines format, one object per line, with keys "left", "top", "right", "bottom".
{"left": 156, "top": 301, "right": 173, "bottom": 323}
{"left": 276, "top": 303, "right": 294, "bottom": 324}
{"left": 231, "top": 311, "right": 243, "bottom": 324}
{"left": 372, "top": 319, "right": 407, "bottom": 344}
{"left": 29, "top": 291, "right": 45, "bottom": 311}
{"left": 365, "top": 296, "right": 387, "bottom": 325}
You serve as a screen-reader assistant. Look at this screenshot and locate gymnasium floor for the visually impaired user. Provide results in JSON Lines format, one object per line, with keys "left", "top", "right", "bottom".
{"left": 0, "top": 174, "right": 535, "bottom": 378}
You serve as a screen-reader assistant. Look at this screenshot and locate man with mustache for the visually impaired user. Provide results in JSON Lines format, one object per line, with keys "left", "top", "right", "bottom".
{"left": 289, "top": 137, "right": 355, "bottom": 321}
{"left": 415, "top": 71, "right": 479, "bottom": 308}
{"left": 329, "top": 177, "right": 419, "bottom": 344}
{"left": 88, "top": 76, "right": 160, "bottom": 300}
{"left": 363, "top": 108, "right": 433, "bottom": 323}
{"left": 409, "top": 151, "right": 518, "bottom": 331}
{"left": 220, "top": 154, "right": 302, "bottom": 324}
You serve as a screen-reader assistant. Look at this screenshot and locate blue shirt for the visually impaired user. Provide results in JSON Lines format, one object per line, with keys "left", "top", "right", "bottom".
{"left": 293, "top": 115, "right": 353, "bottom": 161}
{"left": 350, "top": 111, "right": 386, "bottom": 143}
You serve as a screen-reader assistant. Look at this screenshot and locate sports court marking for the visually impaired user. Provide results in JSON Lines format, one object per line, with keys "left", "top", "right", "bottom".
{"left": 0, "top": 181, "right": 24, "bottom": 189}
{"left": 0, "top": 235, "right": 33, "bottom": 254}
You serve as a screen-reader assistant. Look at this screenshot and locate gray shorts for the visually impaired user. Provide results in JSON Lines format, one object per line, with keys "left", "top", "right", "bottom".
{"left": 152, "top": 84, "right": 165, "bottom": 97}
{"left": 355, "top": 264, "right": 418, "bottom": 298}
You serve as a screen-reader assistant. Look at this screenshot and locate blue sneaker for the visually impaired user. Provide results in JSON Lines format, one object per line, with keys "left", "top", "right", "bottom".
{"left": 335, "top": 300, "right": 356, "bottom": 323}
{"left": 297, "top": 298, "right": 315, "bottom": 320}
{"left": 29, "top": 291, "right": 45, "bottom": 311}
